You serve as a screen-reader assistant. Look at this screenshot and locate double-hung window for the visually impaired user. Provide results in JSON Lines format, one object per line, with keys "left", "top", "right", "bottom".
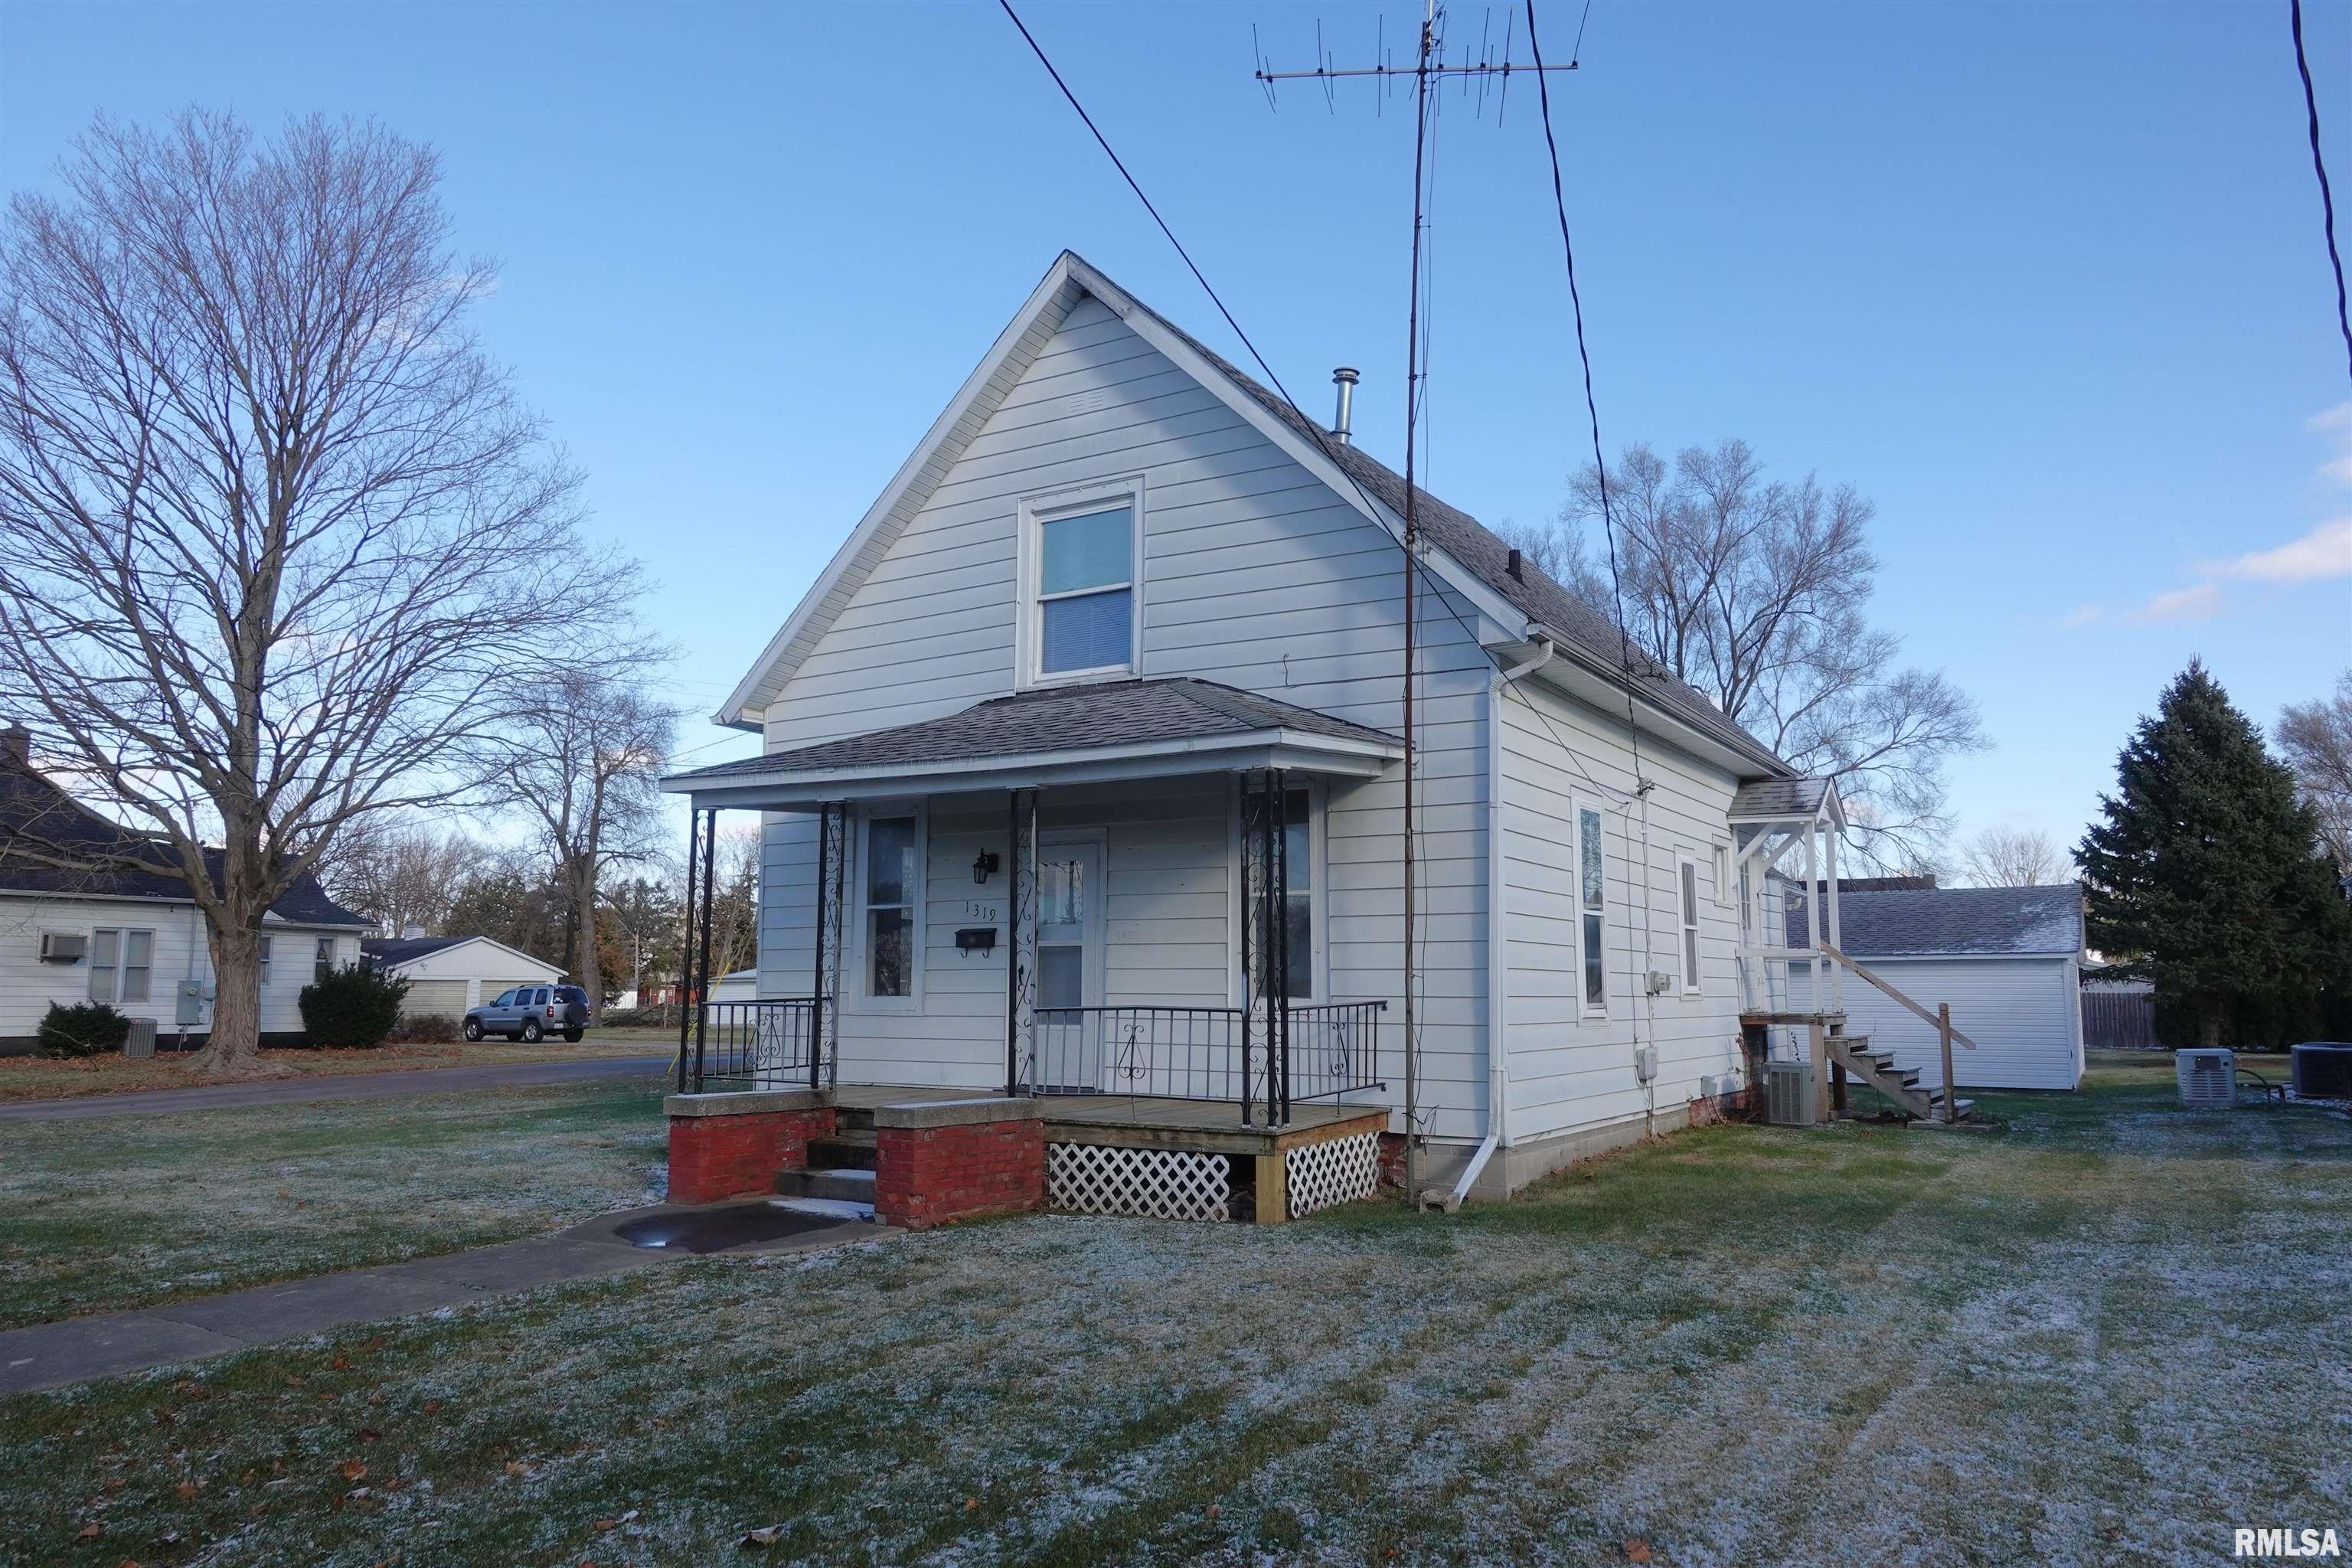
{"left": 314, "top": 937, "right": 337, "bottom": 985}
{"left": 1024, "top": 482, "right": 1141, "bottom": 681}
{"left": 257, "top": 936, "right": 273, "bottom": 988}
{"left": 1579, "top": 806, "right": 1607, "bottom": 1015}
{"left": 1240, "top": 786, "right": 1316, "bottom": 1001}
{"left": 863, "top": 812, "right": 922, "bottom": 1003}
{"left": 89, "top": 927, "right": 154, "bottom": 1004}
{"left": 1679, "top": 858, "right": 1703, "bottom": 995}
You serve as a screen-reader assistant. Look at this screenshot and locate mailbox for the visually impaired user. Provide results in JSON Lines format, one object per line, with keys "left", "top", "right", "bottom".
{"left": 955, "top": 927, "right": 998, "bottom": 955}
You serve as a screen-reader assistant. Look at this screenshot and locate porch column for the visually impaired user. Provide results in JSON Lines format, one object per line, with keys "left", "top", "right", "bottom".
{"left": 692, "top": 806, "right": 719, "bottom": 1090}
{"left": 812, "top": 802, "right": 846, "bottom": 1093}
{"left": 1004, "top": 788, "right": 1039, "bottom": 1097}
{"left": 1239, "top": 769, "right": 1292, "bottom": 1128}
{"left": 675, "top": 805, "right": 704, "bottom": 1093}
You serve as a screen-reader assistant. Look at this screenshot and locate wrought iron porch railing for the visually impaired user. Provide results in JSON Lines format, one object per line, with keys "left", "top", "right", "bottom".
{"left": 1025, "top": 1000, "right": 1386, "bottom": 1125}
{"left": 678, "top": 998, "right": 823, "bottom": 1094}
{"left": 1033, "top": 1004, "right": 1249, "bottom": 1104}
{"left": 1284, "top": 1000, "right": 1388, "bottom": 1105}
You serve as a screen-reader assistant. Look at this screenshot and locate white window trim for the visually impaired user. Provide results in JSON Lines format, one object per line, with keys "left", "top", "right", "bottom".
{"left": 313, "top": 936, "right": 338, "bottom": 985}
{"left": 1677, "top": 853, "right": 1704, "bottom": 996}
{"left": 1014, "top": 475, "right": 1146, "bottom": 689}
{"left": 90, "top": 926, "right": 156, "bottom": 1005}
{"left": 1037, "top": 827, "right": 1110, "bottom": 1010}
{"left": 258, "top": 934, "right": 273, "bottom": 988}
{"left": 848, "top": 802, "right": 927, "bottom": 1012}
{"left": 1713, "top": 841, "right": 1733, "bottom": 908}
{"left": 1576, "top": 800, "right": 1609, "bottom": 1019}
{"left": 1226, "top": 776, "right": 1328, "bottom": 1007}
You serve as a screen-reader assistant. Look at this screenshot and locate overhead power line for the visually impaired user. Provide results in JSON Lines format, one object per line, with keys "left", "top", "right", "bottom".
{"left": 2290, "top": 0, "right": 2352, "bottom": 381}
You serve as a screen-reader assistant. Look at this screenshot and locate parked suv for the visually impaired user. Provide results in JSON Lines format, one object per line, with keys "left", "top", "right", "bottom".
{"left": 463, "top": 984, "right": 592, "bottom": 1044}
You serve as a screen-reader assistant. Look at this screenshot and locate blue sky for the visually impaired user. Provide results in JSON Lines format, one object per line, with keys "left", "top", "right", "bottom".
{"left": 3, "top": 0, "right": 2347, "bottom": 863}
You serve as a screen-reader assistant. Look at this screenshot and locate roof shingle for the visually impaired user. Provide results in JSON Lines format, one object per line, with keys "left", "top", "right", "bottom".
{"left": 1786, "top": 884, "right": 2084, "bottom": 958}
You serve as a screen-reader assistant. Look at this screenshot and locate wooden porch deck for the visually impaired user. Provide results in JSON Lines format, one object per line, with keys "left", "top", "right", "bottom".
{"left": 833, "top": 1083, "right": 1388, "bottom": 1156}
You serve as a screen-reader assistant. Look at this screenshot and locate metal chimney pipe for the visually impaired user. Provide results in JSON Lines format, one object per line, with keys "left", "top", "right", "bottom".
{"left": 1331, "top": 367, "right": 1359, "bottom": 445}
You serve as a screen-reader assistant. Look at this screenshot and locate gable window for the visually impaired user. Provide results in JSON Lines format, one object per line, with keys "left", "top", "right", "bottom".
{"left": 1240, "top": 786, "right": 1318, "bottom": 1001}
{"left": 1679, "top": 857, "right": 1703, "bottom": 995}
{"left": 862, "top": 811, "right": 923, "bottom": 1003}
{"left": 1579, "top": 806, "right": 1607, "bottom": 1015}
{"left": 89, "top": 928, "right": 154, "bottom": 1004}
{"left": 1022, "top": 480, "right": 1142, "bottom": 683}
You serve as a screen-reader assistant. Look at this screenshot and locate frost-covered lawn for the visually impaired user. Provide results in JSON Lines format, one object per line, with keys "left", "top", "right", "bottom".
{"left": 0, "top": 1037, "right": 668, "bottom": 1103}
{"left": 0, "top": 1076, "right": 669, "bottom": 1328}
{"left": 6, "top": 1055, "right": 2350, "bottom": 1567}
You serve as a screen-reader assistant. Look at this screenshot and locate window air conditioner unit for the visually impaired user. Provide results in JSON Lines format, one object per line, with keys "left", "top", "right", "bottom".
{"left": 2176, "top": 1048, "right": 2235, "bottom": 1109}
{"left": 38, "top": 931, "right": 87, "bottom": 964}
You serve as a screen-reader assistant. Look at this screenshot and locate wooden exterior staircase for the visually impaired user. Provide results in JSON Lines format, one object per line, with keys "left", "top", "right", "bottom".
{"left": 1819, "top": 1027, "right": 1974, "bottom": 1124}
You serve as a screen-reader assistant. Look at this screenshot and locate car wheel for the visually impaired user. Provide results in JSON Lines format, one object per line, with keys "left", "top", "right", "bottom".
{"left": 463, "top": 1019, "right": 483, "bottom": 1042}
{"left": 521, "top": 1018, "right": 543, "bottom": 1043}
{"left": 564, "top": 1028, "right": 583, "bottom": 1044}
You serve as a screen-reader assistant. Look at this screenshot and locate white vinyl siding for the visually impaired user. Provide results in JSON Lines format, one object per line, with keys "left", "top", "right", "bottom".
{"left": 1788, "top": 954, "right": 2083, "bottom": 1091}
{"left": 753, "top": 292, "right": 1494, "bottom": 1135}
{"left": 0, "top": 897, "right": 359, "bottom": 1046}
{"left": 1498, "top": 672, "right": 1753, "bottom": 1143}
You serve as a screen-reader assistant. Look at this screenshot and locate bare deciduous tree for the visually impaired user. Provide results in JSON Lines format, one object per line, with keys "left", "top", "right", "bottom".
{"left": 1956, "top": 825, "right": 2068, "bottom": 887}
{"left": 0, "top": 110, "right": 638, "bottom": 1077}
{"left": 2278, "top": 670, "right": 2352, "bottom": 869}
{"left": 1502, "top": 439, "right": 1988, "bottom": 867}
{"left": 316, "top": 818, "right": 476, "bottom": 937}
{"left": 495, "top": 668, "right": 681, "bottom": 1006}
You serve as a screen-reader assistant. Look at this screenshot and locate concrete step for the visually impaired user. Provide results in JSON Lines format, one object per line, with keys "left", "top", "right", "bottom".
{"left": 834, "top": 1106, "right": 877, "bottom": 1133}
{"left": 776, "top": 1166, "right": 877, "bottom": 1203}
{"left": 808, "top": 1129, "right": 877, "bottom": 1171}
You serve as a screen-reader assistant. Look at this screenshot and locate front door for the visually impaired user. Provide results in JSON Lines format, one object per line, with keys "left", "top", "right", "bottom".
{"left": 1033, "top": 839, "right": 1104, "bottom": 1092}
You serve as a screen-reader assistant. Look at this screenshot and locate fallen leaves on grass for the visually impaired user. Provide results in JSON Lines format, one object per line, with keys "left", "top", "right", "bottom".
{"left": 336, "top": 1460, "right": 365, "bottom": 1482}
{"left": 739, "top": 1524, "right": 786, "bottom": 1548}
{"left": 1623, "top": 1539, "right": 1653, "bottom": 1563}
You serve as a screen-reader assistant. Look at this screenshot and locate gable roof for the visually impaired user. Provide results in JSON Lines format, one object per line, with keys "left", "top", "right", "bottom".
{"left": 668, "top": 677, "right": 1400, "bottom": 796}
{"left": 1730, "top": 778, "right": 1838, "bottom": 822}
{"left": 0, "top": 760, "right": 371, "bottom": 927}
{"left": 361, "top": 934, "right": 562, "bottom": 974}
{"left": 715, "top": 250, "right": 1789, "bottom": 779}
{"left": 1788, "top": 884, "right": 2084, "bottom": 959}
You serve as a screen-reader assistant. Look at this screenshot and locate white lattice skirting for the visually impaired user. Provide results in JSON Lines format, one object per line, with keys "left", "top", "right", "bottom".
{"left": 1048, "top": 1142, "right": 1230, "bottom": 1223}
{"left": 1286, "top": 1131, "right": 1380, "bottom": 1220}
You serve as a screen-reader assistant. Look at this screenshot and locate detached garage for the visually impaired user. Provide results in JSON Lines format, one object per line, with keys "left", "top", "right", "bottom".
{"left": 361, "top": 935, "right": 564, "bottom": 1019}
{"left": 1790, "top": 884, "right": 2086, "bottom": 1092}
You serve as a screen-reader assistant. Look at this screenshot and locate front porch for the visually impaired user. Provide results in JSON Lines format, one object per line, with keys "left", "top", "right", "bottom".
{"left": 658, "top": 678, "right": 1412, "bottom": 1224}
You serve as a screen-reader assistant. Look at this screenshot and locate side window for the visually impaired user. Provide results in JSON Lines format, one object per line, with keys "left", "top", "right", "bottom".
{"left": 258, "top": 935, "right": 273, "bottom": 988}
{"left": 119, "top": 930, "right": 153, "bottom": 1003}
{"left": 89, "top": 928, "right": 119, "bottom": 1002}
{"left": 1713, "top": 843, "right": 1733, "bottom": 906}
{"left": 313, "top": 936, "right": 336, "bottom": 985}
{"left": 1579, "top": 807, "right": 1607, "bottom": 1015}
{"left": 491, "top": 990, "right": 512, "bottom": 1008}
{"left": 864, "top": 813, "right": 921, "bottom": 1001}
{"left": 1241, "top": 786, "right": 1315, "bottom": 1000}
{"left": 1679, "top": 858, "right": 1702, "bottom": 995}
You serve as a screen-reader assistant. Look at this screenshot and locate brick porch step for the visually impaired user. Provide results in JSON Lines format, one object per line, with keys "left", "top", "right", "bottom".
{"left": 776, "top": 1166, "right": 877, "bottom": 1203}
{"left": 808, "top": 1129, "right": 877, "bottom": 1171}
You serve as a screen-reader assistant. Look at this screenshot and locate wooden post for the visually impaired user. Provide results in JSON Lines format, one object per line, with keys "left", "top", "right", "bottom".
{"left": 1939, "top": 1003, "right": 1957, "bottom": 1125}
{"left": 1254, "top": 1151, "right": 1287, "bottom": 1224}
{"left": 1808, "top": 1018, "right": 1828, "bottom": 1126}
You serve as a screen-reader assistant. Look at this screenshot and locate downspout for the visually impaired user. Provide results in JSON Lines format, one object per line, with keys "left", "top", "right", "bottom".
{"left": 1449, "top": 635, "right": 1553, "bottom": 1210}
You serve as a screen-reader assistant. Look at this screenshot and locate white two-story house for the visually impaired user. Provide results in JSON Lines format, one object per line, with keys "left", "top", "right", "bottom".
{"left": 662, "top": 252, "right": 1886, "bottom": 1213}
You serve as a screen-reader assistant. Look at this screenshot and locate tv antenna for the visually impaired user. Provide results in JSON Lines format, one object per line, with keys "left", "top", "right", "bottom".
{"left": 1251, "top": 4, "right": 1576, "bottom": 124}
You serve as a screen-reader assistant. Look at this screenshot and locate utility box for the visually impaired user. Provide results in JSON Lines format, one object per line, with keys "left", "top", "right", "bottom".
{"left": 123, "top": 1017, "right": 157, "bottom": 1058}
{"left": 175, "top": 978, "right": 207, "bottom": 1027}
{"left": 1765, "top": 1060, "right": 1816, "bottom": 1126}
{"left": 2176, "top": 1048, "right": 2234, "bottom": 1109}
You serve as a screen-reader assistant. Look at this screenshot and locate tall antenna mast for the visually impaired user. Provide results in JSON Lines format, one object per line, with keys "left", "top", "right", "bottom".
{"left": 1253, "top": 6, "right": 1579, "bottom": 1207}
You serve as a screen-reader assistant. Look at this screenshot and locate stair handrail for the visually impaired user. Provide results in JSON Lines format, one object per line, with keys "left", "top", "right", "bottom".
{"left": 1815, "top": 941, "right": 1977, "bottom": 1051}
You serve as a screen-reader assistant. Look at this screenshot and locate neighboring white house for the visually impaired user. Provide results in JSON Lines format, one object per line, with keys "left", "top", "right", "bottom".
{"left": 1, "top": 728, "right": 373, "bottom": 1053}
{"left": 1788, "top": 884, "right": 2086, "bottom": 1092}
{"left": 707, "top": 969, "right": 760, "bottom": 1004}
{"left": 659, "top": 251, "right": 1929, "bottom": 1201}
{"left": 360, "top": 934, "right": 564, "bottom": 1018}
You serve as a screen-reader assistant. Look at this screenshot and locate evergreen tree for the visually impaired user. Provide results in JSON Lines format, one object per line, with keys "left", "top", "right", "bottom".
{"left": 2077, "top": 662, "right": 2352, "bottom": 1047}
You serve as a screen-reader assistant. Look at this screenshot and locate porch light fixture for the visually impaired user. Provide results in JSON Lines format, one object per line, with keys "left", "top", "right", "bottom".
{"left": 972, "top": 851, "right": 1000, "bottom": 884}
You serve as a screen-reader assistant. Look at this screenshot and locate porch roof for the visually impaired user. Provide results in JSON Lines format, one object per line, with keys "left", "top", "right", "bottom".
{"left": 661, "top": 678, "right": 1404, "bottom": 808}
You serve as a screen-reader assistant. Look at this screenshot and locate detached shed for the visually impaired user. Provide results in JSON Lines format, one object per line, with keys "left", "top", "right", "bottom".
{"left": 361, "top": 936, "right": 563, "bottom": 1018}
{"left": 1790, "top": 884, "right": 2086, "bottom": 1092}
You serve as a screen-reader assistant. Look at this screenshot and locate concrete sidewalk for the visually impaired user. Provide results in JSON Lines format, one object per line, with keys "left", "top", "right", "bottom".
{"left": 0, "top": 1201, "right": 884, "bottom": 1394}
{"left": 0, "top": 1053, "right": 676, "bottom": 1122}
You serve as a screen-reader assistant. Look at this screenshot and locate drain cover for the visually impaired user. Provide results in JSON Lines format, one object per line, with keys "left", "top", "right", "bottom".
{"left": 612, "top": 1205, "right": 850, "bottom": 1254}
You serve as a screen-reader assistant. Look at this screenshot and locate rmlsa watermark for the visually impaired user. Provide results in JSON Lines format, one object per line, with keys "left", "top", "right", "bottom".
{"left": 2236, "top": 1528, "right": 2343, "bottom": 1559}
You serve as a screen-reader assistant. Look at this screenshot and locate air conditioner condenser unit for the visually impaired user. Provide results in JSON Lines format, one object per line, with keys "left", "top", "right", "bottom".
{"left": 2176, "top": 1048, "right": 2235, "bottom": 1109}
{"left": 1765, "top": 1060, "right": 1816, "bottom": 1126}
